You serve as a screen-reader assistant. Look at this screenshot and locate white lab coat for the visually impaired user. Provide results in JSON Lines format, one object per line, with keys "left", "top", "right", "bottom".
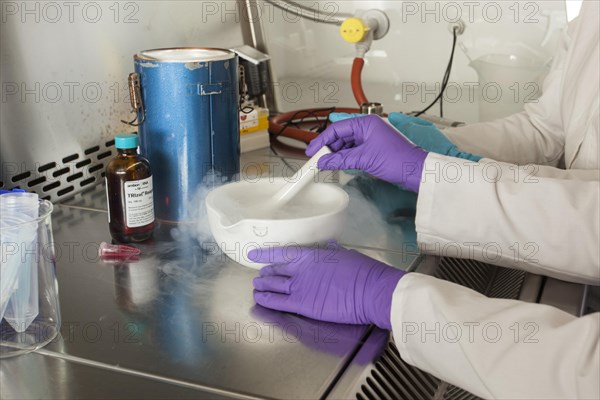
{"left": 391, "top": 1, "right": 600, "bottom": 398}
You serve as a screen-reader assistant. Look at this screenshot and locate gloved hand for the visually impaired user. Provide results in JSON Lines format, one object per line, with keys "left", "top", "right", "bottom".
{"left": 387, "top": 113, "right": 482, "bottom": 161}
{"left": 330, "top": 112, "right": 482, "bottom": 162}
{"left": 250, "top": 244, "right": 406, "bottom": 330}
{"left": 307, "top": 114, "right": 428, "bottom": 192}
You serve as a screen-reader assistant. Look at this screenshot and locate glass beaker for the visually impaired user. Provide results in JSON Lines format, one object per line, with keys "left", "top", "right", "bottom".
{"left": 0, "top": 199, "right": 61, "bottom": 358}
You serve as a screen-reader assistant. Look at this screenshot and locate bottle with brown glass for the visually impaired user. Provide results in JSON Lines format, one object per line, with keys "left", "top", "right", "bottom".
{"left": 105, "top": 134, "right": 155, "bottom": 242}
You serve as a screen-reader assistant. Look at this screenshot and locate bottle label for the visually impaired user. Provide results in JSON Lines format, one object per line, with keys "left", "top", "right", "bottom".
{"left": 105, "top": 177, "right": 110, "bottom": 223}
{"left": 124, "top": 176, "right": 155, "bottom": 228}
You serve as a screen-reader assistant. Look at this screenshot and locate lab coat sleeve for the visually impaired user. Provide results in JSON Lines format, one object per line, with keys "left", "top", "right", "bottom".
{"left": 415, "top": 153, "right": 600, "bottom": 285}
{"left": 440, "top": 16, "right": 575, "bottom": 166}
{"left": 390, "top": 273, "right": 600, "bottom": 400}
{"left": 442, "top": 111, "right": 564, "bottom": 166}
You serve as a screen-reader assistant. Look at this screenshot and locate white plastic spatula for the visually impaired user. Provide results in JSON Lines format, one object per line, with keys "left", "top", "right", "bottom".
{"left": 250, "top": 146, "right": 332, "bottom": 218}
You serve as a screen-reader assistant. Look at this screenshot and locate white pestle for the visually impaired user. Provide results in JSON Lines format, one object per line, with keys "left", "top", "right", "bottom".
{"left": 272, "top": 146, "right": 332, "bottom": 206}
{"left": 247, "top": 146, "right": 332, "bottom": 219}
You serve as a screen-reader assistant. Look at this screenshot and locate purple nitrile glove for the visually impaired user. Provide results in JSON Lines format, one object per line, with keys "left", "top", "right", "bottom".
{"left": 250, "top": 243, "right": 406, "bottom": 330}
{"left": 306, "top": 114, "right": 429, "bottom": 192}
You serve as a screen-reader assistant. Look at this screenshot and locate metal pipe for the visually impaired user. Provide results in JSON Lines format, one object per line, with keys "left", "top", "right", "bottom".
{"left": 264, "top": 0, "right": 351, "bottom": 25}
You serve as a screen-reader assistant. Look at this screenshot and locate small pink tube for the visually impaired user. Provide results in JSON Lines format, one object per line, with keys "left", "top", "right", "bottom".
{"left": 99, "top": 242, "right": 141, "bottom": 261}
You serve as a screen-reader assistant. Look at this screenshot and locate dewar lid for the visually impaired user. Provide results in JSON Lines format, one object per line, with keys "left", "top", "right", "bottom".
{"left": 136, "top": 48, "right": 235, "bottom": 63}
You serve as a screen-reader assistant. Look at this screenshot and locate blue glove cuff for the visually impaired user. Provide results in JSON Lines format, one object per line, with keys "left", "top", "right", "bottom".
{"left": 453, "top": 150, "right": 482, "bottom": 162}
{"left": 329, "top": 112, "right": 365, "bottom": 123}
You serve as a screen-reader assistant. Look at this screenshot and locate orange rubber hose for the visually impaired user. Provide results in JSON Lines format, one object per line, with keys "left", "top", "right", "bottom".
{"left": 351, "top": 57, "right": 368, "bottom": 106}
{"left": 269, "top": 107, "right": 360, "bottom": 144}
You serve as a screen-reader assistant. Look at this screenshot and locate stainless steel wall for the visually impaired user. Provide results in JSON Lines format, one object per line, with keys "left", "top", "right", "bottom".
{"left": 262, "top": 1, "right": 567, "bottom": 122}
{"left": 1, "top": 0, "right": 570, "bottom": 199}
{"left": 1, "top": 0, "right": 244, "bottom": 200}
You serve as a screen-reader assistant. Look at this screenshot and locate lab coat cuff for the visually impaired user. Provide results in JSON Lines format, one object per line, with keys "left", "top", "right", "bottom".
{"left": 390, "top": 273, "right": 425, "bottom": 366}
{"left": 414, "top": 153, "right": 441, "bottom": 240}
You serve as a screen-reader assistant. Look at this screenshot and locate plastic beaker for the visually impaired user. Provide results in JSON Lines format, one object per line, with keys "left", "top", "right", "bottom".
{"left": 469, "top": 53, "right": 548, "bottom": 122}
{"left": 0, "top": 199, "right": 61, "bottom": 358}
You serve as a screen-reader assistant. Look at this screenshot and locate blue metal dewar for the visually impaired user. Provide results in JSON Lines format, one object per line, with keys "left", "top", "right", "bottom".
{"left": 134, "top": 48, "right": 240, "bottom": 223}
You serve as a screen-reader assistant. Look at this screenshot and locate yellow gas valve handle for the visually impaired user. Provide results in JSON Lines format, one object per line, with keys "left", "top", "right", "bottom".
{"left": 340, "top": 17, "right": 370, "bottom": 43}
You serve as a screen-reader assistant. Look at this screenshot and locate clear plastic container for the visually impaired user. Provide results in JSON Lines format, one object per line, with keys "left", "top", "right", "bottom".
{"left": 0, "top": 199, "right": 61, "bottom": 358}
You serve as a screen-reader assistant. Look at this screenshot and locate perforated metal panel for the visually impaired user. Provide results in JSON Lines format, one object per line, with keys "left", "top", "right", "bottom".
{"left": 356, "top": 341, "right": 440, "bottom": 400}
{"left": 1, "top": 139, "right": 115, "bottom": 202}
{"left": 435, "top": 257, "right": 526, "bottom": 298}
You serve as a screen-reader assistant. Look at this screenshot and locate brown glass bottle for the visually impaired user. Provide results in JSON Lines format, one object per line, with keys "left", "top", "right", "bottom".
{"left": 105, "top": 134, "right": 155, "bottom": 242}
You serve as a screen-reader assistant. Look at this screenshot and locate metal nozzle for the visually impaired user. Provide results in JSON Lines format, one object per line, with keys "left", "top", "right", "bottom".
{"left": 360, "top": 102, "right": 384, "bottom": 116}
